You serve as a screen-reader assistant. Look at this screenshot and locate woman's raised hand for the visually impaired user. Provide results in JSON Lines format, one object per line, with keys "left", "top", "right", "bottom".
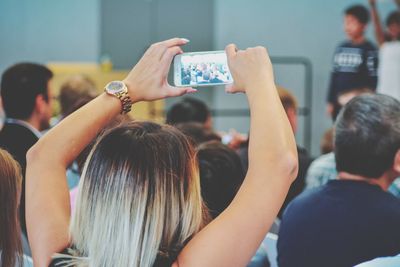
{"left": 225, "top": 44, "right": 274, "bottom": 95}
{"left": 123, "top": 38, "right": 197, "bottom": 103}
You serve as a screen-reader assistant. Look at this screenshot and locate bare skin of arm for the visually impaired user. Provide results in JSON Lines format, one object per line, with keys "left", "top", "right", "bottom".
{"left": 175, "top": 45, "right": 298, "bottom": 266}
{"left": 26, "top": 38, "right": 194, "bottom": 267}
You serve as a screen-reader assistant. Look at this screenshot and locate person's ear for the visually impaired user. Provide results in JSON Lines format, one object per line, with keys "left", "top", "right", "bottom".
{"left": 393, "top": 149, "right": 400, "bottom": 174}
{"left": 204, "top": 115, "right": 213, "bottom": 130}
{"left": 34, "top": 94, "right": 48, "bottom": 115}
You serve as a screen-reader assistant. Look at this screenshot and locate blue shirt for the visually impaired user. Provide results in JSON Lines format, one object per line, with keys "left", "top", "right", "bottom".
{"left": 278, "top": 180, "right": 400, "bottom": 267}
{"left": 305, "top": 152, "right": 400, "bottom": 198}
{"left": 305, "top": 152, "right": 336, "bottom": 190}
{"left": 356, "top": 254, "right": 400, "bottom": 267}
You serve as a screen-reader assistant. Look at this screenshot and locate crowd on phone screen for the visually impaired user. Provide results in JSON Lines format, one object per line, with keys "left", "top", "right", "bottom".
{"left": 181, "top": 63, "right": 231, "bottom": 85}
{"left": 1, "top": 1, "right": 400, "bottom": 267}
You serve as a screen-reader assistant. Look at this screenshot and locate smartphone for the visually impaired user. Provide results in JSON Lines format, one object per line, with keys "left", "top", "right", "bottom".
{"left": 174, "top": 51, "right": 233, "bottom": 87}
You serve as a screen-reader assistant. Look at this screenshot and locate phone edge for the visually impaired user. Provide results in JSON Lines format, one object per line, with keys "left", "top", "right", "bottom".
{"left": 173, "top": 54, "right": 182, "bottom": 87}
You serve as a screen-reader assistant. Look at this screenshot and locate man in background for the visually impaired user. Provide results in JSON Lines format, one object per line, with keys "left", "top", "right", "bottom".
{"left": 279, "top": 94, "right": 400, "bottom": 267}
{"left": 0, "top": 62, "right": 53, "bottom": 235}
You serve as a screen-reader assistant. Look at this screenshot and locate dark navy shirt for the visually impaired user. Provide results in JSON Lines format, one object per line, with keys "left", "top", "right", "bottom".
{"left": 49, "top": 247, "right": 175, "bottom": 267}
{"left": 278, "top": 180, "right": 400, "bottom": 267}
{"left": 327, "top": 40, "right": 378, "bottom": 104}
{"left": 0, "top": 121, "right": 39, "bottom": 235}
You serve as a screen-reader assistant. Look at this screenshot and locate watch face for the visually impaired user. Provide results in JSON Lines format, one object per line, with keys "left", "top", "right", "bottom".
{"left": 107, "top": 81, "right": 125, "bottom": 93}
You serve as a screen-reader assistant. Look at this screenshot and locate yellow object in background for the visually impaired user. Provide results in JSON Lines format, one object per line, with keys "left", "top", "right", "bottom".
{"left": 100, "top": 54, "right": 113, "bottom": 72}
{"left": 47, "top": 62, "right": 165, "bottom": 123}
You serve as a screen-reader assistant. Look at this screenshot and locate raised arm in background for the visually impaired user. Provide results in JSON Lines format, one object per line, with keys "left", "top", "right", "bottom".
{"left": 26, "top": 38, "right": 194, "bottom": 267}
{"left": 175, "top": 45, "right": 298, "bottom": 266}
{"left": 369, "top": 0, "right": 386, "bottom": 46}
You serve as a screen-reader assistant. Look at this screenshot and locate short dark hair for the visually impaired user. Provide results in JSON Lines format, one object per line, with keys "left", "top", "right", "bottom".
{"left": 334, "top": 94, "right": 400, "bottom": 178}
{"left": 332, "top": 87, "right": 374, "bottom": 121}
{"left": 166, "top": 97, "right": 210, "bottom": 125}
{"left": 278, "top": 86, "right": 298, "bottom": 112}
{"left": 1, "top": 63, "right": 53, "bottom": 120}
{"left": 345, "top": 5, "right": 370, "bottom": 25}
{"left": 175, "top": 122, "right": 221, "bottom": 146}
{"left": 386, "top": 11, "right": 400, "bottom": 27}
{"left": 197, "top": 141, "right": 245, "bottom": 218}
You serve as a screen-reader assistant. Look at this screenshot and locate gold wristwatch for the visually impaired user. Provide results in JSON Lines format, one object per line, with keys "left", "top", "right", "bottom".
{"left": 104, "top": 81, "right": 132, "bottom": 114}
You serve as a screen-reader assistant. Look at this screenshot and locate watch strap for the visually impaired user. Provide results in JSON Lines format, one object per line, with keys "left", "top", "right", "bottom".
{"left": 116, "top": 91, "right": 132, "bottom": 114}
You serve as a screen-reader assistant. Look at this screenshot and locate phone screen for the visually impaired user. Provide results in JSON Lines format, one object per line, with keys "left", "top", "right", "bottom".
{"left": 175, "top": 51, "right": 233, "bottom": 87}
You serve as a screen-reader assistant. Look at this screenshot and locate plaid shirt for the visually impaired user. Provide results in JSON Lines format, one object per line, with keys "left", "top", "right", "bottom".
{"left": 305, "top": 152, "right": 400, "bottom": 198}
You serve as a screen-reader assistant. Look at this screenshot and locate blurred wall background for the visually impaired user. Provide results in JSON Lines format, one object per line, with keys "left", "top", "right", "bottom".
{"left": 0, "top": 0, "right": 396, "bottom": 155}
{"left": 0, "top": 0, "right": 100, "bottom": 68}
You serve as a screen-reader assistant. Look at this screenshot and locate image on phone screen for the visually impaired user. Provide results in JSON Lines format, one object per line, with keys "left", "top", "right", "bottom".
{"left": 174, "top": 51, "right": 233, "bottom": 87}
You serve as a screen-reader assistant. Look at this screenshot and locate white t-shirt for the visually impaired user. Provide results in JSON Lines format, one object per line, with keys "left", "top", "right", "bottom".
{"left": 377, "top": 41, "right": 400, "bottom": 101}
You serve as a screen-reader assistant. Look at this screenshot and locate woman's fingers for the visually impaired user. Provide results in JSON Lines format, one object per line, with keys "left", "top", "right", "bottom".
{"left": 225, "top": 83, "right": 241, "bottom": 94}
{"left": 225, "top": 44, "right": 244, "bottom": 93}
{"left": 150, "top": 38, "right": 189, "bottom": 59}
{"left": 224, "top": 44, "right": 272, "bottom": 94}
{"left": 225, "top": 43, "right": 238, "bottom": 59}
{"left": 163, "top": 37, "right": 190, "bottom": 48}
{"left": 160, "top": 46, "right": 183, "bottom": 72}
{"left": 165, "top": 85, "right": 197, "bottom": 98}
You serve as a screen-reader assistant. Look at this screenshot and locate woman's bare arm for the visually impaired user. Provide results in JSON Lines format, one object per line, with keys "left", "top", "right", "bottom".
{"left": 177, "top": 45, "right": 298, "bottom": 266}
{"left": 26, "top": 38, "right": 194, "bottom": 267}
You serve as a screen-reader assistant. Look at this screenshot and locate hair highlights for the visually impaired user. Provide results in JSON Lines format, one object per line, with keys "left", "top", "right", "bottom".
{"left": 68, "top": 121, "right": 207, "bottom": 266}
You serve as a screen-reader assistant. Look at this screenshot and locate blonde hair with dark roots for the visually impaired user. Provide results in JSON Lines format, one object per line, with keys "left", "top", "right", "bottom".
{"left": 67, "top": 121, "right": 207, "bottom": 267}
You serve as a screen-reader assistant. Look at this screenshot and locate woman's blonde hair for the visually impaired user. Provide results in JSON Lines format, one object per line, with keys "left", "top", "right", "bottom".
{"left": 0, "top": 148, "right": 23, "bottom": 267}
{"left": 68, "top": 121, "right": 207, "bottom": 266}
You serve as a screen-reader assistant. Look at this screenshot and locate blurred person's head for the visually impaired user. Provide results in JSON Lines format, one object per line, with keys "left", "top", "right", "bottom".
{"left": 175, "top": 122, "right": 221, "bottom": 146}
{"left": 59, "top": 75, "right": 98, "bottom": 118}
{"left": 332, "top": 87, "right": 373, "bottom": 121}
{"left": 197, "top": 141, "right": 245, "bottom": 219}
{"left": 335, "top": 94, "right": 400, "bottom": 180}
{"left": 166, "top": 97, "right": 212, "bottom": 129}
{"left": 1, "top": 63, "right": 53, "bottom": 131}
{"left": 0, "top": 149, "right": 23, "bottom": 267}
{"left": 277, "top": 86, "right": 298, "bottom": 133}
{"left": 70, "top": 121, "right": 207, "bottom": 266}
{"left": 344, "top": 5, "right": 369, "bottom": 42}
{"left": 386, "top": 11, "right": 400, "bottom": 41}
{"left": 321, "top": 127, "right": 335, "bottom": 155}
{"left": 203, "top": 71, "right": 211, "bottom": 81}
{"left": 75, "top": 114, "right": 132, "bottom": 174}
{"left": 62, "top": 95, "right": 97, "bottom": 120}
